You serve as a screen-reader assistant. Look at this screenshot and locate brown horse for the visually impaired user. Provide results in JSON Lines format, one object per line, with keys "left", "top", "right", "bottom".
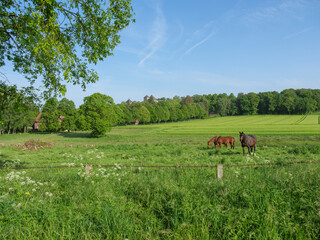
{"left": 207, "top": 136, "right": 219, "bottom": 148}
{"left": 216, "top": 136, "right": 235, "bottom": 149}
{"left": 239, "top": 132, "right": 256, "bottom": 155}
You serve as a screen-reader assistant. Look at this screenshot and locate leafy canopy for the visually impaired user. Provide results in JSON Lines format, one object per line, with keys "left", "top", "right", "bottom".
{"left": 80, "top": 93, "right": 115, "bottom": 137}
{"left": 0, "top": 0, "right": 134, "bottom": 96}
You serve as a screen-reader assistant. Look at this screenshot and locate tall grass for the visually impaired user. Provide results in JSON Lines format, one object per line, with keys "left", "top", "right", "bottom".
{"left": 1, "top": 164, "right": 319, "bottom": 239}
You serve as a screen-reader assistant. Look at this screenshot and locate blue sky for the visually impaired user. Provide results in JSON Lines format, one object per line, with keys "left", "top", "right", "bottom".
{"left": 3, "top": 0, "right": 320, "bottom": 106}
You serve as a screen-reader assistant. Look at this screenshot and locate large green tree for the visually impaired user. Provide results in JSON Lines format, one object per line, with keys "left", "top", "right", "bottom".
{"left": 279, "top": 89, "right": 297, "bottom": 114}
{"left": 247, "top": 92, "right": 260, "bottom": 115}
{"left": 80, "top": 93, "right": 115, "bottom": 137}
{"left": 41, "top": 97, "right": 61, "bottom": 132}
{"left": 0, "top": 81, "right": 38, "bottom": 134}
{"left": 0, "top": 0, "right": 134, "bottom": 96}
{"left": 58, "top": 98, "right": 77, "bottom": 131}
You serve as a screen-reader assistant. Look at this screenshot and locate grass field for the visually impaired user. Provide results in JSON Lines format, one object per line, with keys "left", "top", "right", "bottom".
{"left": 1, "top": 115, "right": 320, "bottom": 239}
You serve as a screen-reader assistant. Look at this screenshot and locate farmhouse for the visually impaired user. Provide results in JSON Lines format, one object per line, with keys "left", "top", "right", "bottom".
{"left": 33, "top": 112, "right": 42, "bottom": 130}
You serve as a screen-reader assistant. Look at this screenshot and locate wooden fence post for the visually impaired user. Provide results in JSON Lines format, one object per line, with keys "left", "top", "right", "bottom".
{"left": 85, "top": 165, "right": 92, "bottom": 176}
{"left": 217, "top": 164, "right": 223, "bottom": 180}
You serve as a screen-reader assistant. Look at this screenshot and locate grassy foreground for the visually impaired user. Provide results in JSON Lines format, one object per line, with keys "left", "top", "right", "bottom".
{"left": 0, "top": 115, "right": 320, "bottom": 239}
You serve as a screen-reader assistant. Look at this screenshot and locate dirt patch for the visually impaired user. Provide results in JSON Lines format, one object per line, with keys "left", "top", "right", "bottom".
{"left": 21, "top": 139, "right": 54, "bottom": 151}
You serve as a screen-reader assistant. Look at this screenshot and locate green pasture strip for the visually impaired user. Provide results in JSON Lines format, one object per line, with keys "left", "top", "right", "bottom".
{"left": 114, "top": 115, "right": 320, "bottom": 136}
{"left": 1, "top": 137, "right": 320, "bottom": 169}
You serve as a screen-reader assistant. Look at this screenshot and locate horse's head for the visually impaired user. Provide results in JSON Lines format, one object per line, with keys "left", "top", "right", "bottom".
{"left": 239, "top": 132, "right": 244, "bottom": 142}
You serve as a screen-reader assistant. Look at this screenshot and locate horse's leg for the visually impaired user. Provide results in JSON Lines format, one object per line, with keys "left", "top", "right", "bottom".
{"left": 224, "top": 143, "right": 227, "bottom": 148}
{"left": 242, "top": 147, "right": 245, "bottom": 156}
{"left": 248, "top": 146, "right": 251, "bottom": 155}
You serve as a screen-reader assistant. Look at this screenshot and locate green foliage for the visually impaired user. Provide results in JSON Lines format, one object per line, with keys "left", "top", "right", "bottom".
{"left": 1, "top": 0, "right": 134, "bottom": 96}
{"left": 76, "top": 114, "right": 90, "bottom": 131}
{"left": 80, "top": 93, "right": 116, "bottom": 137}
{"left": 58, "top": 98, "right": 77, "bottom": 131}
{"left": 0, "top": 81, "right": 39, "bottom": 134}
{"left": 40, "top": 98, "right": 60, "bottom": 132}
{"left": 139, "top": 106, "right": 151, "bottom": 124}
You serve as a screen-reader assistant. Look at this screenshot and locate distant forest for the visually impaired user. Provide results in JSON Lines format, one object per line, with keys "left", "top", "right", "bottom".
{"left": 1, "top": 81, "right": 319, "bottom": 135}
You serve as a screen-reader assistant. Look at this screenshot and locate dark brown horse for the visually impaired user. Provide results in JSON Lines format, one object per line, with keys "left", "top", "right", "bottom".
{"left": 239, "top": 132, "right": 256, "bottom": 155}
{"left": 207, "top": 136, "right": 219, "bottom": 148}
{"left": 216, "top": 136, "right": 235, "bottom": 149}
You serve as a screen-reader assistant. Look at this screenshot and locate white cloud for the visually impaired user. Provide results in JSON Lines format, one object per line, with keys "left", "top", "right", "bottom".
{"left": 138, "top": 3, "right": 167, "bottom": 66}
{"left": 243, "top": 0, "right": 312, "bottom": 24}
{"left": 183, "top": 31, "right": 215, "bottom": 55}
{"left": 283, "top": 27, "right": 313, "bottom": 39}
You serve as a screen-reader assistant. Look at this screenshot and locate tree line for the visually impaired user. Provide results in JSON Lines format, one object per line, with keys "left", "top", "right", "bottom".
{"left": 204, "top": 88, "right": 320, "bottom": 116}
{"left": 1, "top": 81, "right": 319, "bottom": 137}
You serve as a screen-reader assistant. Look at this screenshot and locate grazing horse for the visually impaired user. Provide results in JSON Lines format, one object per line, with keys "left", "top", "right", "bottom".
{"left": 216, "top": 136, "right": 235, "bottom": 149}
{"left": 239, "top": 132, "right": 256, "bottom": 155}
{"left": 207, "top": 136, "right": 219, "bottom": 148}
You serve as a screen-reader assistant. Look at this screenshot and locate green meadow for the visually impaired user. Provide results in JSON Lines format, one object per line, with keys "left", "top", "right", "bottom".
{"left": 1, "top": 115, "right": 320, "bottom": 239}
